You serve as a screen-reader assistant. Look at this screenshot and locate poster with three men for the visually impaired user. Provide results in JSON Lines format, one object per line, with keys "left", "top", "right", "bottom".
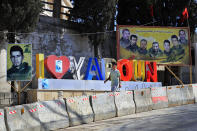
{"left": 117, "top": 26, "right": 190, "bottom": 65}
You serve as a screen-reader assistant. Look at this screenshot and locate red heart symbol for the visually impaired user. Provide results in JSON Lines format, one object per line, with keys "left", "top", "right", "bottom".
{"left": 44, "top": 55, "right": 70, "bottom": 79}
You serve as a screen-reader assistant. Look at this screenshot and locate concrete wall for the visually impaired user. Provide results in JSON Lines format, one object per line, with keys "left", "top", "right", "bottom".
{"left": 0, "top": 32, "right": 11, "bottom": 93}
{"left": 16, "top": 15, "right": 95, "bottom": 79}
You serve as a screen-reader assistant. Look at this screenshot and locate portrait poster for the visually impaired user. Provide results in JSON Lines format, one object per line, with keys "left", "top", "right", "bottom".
{"left": 117, "top": 25, "right": 190, "bottom": 65}
{"left": 7, "top": 44, "right": 32, "bottom": 81}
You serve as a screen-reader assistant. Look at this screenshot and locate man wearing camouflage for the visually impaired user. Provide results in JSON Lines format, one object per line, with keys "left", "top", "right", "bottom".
{"left": 126, "top": 35, "right": 139, "bottom": 53}
{"left": 138, "top": 39, "right": 148, "bottom": 55}
{"left": 148, "top": 42, "right": 163, "bottom": 57}
{"left": 168, "top": 35, "right": 185, "bottom": 62}
{"left": 120, "top": 29, "right": 131, "bottom": 48}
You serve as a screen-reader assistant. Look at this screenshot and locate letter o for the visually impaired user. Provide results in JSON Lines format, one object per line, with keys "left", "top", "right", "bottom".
{"left": 117, "top": 59, "right": 132, "bottom": 81}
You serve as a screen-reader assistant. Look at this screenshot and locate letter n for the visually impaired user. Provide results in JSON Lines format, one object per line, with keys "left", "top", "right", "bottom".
{"left": 145, "top": 61, "right": 158, "bottom": 82}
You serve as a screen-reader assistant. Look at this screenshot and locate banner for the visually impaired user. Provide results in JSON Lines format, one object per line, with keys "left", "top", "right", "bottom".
{"left": 7, "top": 44, "right": 32, "bottom": 81}
{"left": 117, "top": 26, "right": 190, "bottom": 65}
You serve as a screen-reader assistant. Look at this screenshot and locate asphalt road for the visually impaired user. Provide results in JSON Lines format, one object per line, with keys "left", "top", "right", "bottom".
{"left": 57, "top": 104, "right": 197, "bottom": 131}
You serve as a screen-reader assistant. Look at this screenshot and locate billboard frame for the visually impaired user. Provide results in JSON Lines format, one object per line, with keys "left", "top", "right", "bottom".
{"left": 116, "top": 25, "right": 191, "bottom": 66}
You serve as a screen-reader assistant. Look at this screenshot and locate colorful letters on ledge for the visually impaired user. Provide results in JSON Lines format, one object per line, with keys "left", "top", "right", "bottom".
{"left": 36, "top": 54, "right": 157, "bottom": 82}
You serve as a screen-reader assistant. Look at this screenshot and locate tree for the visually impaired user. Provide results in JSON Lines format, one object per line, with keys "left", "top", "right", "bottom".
{"left": 0, "top": 0, "right": 43, "bottom": 43}
{"left": 69, "top": 0, "right": 118, "bottom": 57}
{"left": 117, "top": 0, "right": 197, "bottom": 34}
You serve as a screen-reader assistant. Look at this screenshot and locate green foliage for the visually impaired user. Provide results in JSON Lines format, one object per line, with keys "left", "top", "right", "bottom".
{"left": 69, "top": 0, "right": 117, "bottom": 32}
{"left": 0, "top": 0, "right": 43, "bottom": 33}
{"left": 69, "top": 0, "right": 118, "bottom": 57}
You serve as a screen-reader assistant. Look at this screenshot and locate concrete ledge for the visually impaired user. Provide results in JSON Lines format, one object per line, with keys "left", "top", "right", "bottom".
{"left": 37, "top": 79, "right": 162, "bottom": 91}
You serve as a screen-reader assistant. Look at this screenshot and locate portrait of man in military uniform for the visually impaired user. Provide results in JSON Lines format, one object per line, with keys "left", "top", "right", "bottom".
{"left": 126, "top": 35, "right": 139, "bottom": 53}
{"left": 178, "top": 29, "right": 188, "bottom": 45}
{"left": 7, "top": 44, "right": 32, "bottom": 81}
{"left": 168, "top": 35, "right": 185, "bottom": 62}
{"left": 163, "top": 40, "right": 172, "bottom": 57}
{"left": 148, "top": 42, "right": 163, "bottom": 57}
{"left": 119, "top": 29, "right": 131, "bottom": 48}
{"left": 138, "top": 39, "right": 148, "bottom": 55}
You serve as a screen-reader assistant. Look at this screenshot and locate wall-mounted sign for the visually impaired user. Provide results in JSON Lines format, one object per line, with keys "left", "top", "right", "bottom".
{"left": 117, "top": 25, "right": 190, "bottom": 66}
{"left": 37, "top": 54, "right": 158, "bottom": 82}
{"left": 7, "top": 44, "right": 32, "bottom": 81}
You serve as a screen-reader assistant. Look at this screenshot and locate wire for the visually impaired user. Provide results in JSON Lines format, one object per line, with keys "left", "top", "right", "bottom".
{"left": 0, "top": 19, "right": 159, "bottom": 36}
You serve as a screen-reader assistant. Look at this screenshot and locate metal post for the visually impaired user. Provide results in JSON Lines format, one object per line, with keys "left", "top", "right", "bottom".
{"left": 17, "top": 81, "right": 21, "bottom": 105}
{"left": 190, "top": 65, "right": 192, "bottom": 84}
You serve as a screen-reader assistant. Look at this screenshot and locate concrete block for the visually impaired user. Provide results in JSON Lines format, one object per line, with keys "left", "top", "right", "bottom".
{"left": 91, "top": 93, "right": 116, "bottom": 121}
{"left": 22, "top": 103, "right": 41, "bottom": 130}
{"left": 0, "top": 109, "right": 6, "bottom": 131}
{"left": 0, "top": 93, "right": 4, "bottom": 99}
{"left": 65, "top": 95, "right": 93, "bottom": 126}
{"left": 5, "top": 103, "right": 41, "bottom": 131}
{"left": 37, "top": 99, "right": 69, "bottom": 130}
{"left": 191, "top": 84, "right": 197, "bottom": 103}
{"left": 114, "top": 91, "right": 135, "bottom": 117}
{"left": 0, "top": 99, "right": 10, "bottom": 105}
{"left": 4, "top": 92, "right": 11, "bottom": 99}
{"left": 151, "top": 87, "right": 168, "bottom": 110}
{"left": 181, "top": 85, "right": 194, "bottom": 105}
{"left": 167, "top": 85, "right": 183, "bottom": 107}
{"left": 134, "top": 88, "right": 152, "bottom": 113}
{"left": 5, "top": 105, "right": 28, "bottom": 131}
{"left": 0, "top": 82, "right": 11, "bottom": 92}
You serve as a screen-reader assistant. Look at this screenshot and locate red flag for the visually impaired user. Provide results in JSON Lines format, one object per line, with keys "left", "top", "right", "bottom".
{"left": 180, "top": 7, "right": 189, "bottom": 23}
{"left": 182, "top": 7, "right": 189, "bottom": 19}
{"left": 150, "top": 5, "right": 154, "bottom": 17}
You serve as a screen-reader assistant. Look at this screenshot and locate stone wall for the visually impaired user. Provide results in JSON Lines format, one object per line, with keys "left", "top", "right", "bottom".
{"left": 17, "top": 15, "right": 96, "bottom": 79}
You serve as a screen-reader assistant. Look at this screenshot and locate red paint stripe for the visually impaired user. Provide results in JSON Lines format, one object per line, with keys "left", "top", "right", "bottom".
{"left": 9, "top": 110, "right": 16, "bottom": 114}
{"left": 83, "top": 98, "right": 89, "bottom": 101}
{"left": 0, "top": 112, "right": 2, "bottom": 115}
{"left": 68, "top": 99, "right": 74, "bottom": 103}
{"left": 38, "top": 105, "right": 44, "bottom": 108}
{"left": 116, "top": 93, "right": 120, "bottom": 96}
{"left": 92, "top": 96, "right": 97, "bottom": 99}
{"left": 152, "top": 96, "right": 168, "bottom": 103}
{"left": 29, "top": 108, "right": 37, "bottom": 113}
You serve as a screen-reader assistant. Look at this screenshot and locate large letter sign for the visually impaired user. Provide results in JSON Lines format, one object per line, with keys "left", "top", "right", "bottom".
{"left": 36, "top": 54, "right": 44, "bottom": 78}
{"left": 44, "top": 55, "right": 70, "bottom": 79}
{"left": 117, "top": 59, "right": 133, "bottom": 81}
{"left": 69, "top": 56, "right": 85, "bottom": 80}
{"left": 37, "top": 54, "right": 158, "bottom": 82}
{"left": 117, "top": 59, "right": 158, "bottom": 82}
{"left": 146, "top": 61, "right": 157, "bottom": 82}
{"left": 84, "top": 58, "right": 104, "bottom": 80}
